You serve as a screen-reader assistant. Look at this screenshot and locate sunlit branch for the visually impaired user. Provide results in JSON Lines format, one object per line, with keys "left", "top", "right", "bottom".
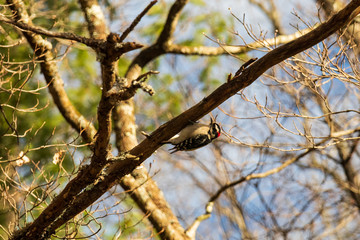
{"left": 186, "top": 147, "right": 316, "bottom": 237}
{"left": 60, "top": 2, "right": 360, "bottom": 235}
{"left": 167, "top": 26, "right": 316, "bottom": 56}
{"left": 0, "top": 15, "right": 103, "bottom": 48}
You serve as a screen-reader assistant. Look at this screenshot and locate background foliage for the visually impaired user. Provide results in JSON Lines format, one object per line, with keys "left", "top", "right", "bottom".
{"left": 1, "top": 0, "right": 360, "bottom": 239}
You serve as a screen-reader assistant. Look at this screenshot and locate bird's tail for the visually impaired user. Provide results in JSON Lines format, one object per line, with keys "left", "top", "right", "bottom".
{"left": 169, "top": 146, "right": 179, "bottom": 154}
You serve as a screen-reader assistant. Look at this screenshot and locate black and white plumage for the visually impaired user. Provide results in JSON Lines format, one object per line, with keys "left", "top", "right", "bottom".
{"left": 163, "top": 118, "right": 221, "bottom": 154}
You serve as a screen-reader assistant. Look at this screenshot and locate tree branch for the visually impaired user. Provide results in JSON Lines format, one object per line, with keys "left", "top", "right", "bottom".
{"left": 185, "top": 147, "right": 315, "bottom": 238}
{"left": 249, "top": 0, "right": 284, "bottom": 34}
{"left": 6, "top": 1, "right": 142, "bottom": 239}
{"left": 157, "top": 0, "right": 189, "bottom": 45}
{"left": 10, "top": 0, "right": 360, "bottom": 239}
{"left": 78, "top": 0, "right": 109, "bottom": 39}
{"left": 125, "top": 0, "right": 190, "bottom": 74}
{"left": 119, "top": 0, "right": 158, "bottom": 42}
{"left": 105, "top": 71, "right": 157, "bottom": 105}
{"left": 5, "top": 0, "right": 97, "bottom": 143}
{"left": 166, "top": 26, "right": 316, "bottom": 55}
{"left": 0, "top": 15, "right": 104, "bottom": 48}
{"left": 31, "top": 2, "right": 360, "bottom": 237}
{"left": 38, "top": 2, "right": 360, "bottom": 239}
{"left": 118, "top": 0, "right": 360, "bottom": 169}
{"left": 186, "top": 124, "right": 360, "bottom": 236}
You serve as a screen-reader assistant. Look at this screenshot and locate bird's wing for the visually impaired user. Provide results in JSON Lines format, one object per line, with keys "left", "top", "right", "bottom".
{"left": 170, "top": 134, "right": 211, "bottom": 153}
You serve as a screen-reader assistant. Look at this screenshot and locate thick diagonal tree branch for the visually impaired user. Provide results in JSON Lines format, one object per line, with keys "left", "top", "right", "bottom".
{"left": 29, "top": 2, "right": 360, "bottom": 240}
{"left": 7, "top": 0, "right": 187, "bottom": 240}
{"left": 107, "top": 0, "right": 360, "bottom": 179}
{"left": 75, "top": 2, "right": 189, "bottom": 240}
{"left": 6, "top": 0, "right": 142, "bottom": 239}
{"left": 9, "top": 0, "right": 360, "bottom": 239}
{"left": 8, "top": 32, "right": 143, "bottom": 240}
{"left": 78, "top": 1, "right": 191, "bottom": 240}
{"left": 318, "top": 0, "right": 360, "bottom": 52}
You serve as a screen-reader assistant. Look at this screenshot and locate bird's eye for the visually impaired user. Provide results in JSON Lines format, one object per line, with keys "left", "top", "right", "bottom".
{"left": 211, "top": 124, "right": 220, "bottom": 136}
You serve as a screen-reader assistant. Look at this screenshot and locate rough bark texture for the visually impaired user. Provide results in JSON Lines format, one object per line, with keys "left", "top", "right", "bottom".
{"left": 7, "top": 0, "right": 360, "bottom": 239}
{"left": 78, "top": 0, "right": 109, "bottom": 39}
{"left": 317, "top": 0, "right": 360, "bottom": 54}
{"left": 113, "top": 1, "right": 192, "bottom": 239}
{"left": 24, "top": 1, "right": 360, "bottom": 239}
{"left": 317, "top": 0, "right": 360, "bottom": 209}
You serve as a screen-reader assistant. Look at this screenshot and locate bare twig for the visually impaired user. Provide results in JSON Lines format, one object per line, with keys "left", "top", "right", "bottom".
{"left": 185, "top": 147, "right": 316, "bottom": 237}
{"left": 119, "top": 0, "right": 158, "bottom": 42}
{"left": 105, "top": 71, "right": 158, "bottom": 104}
{"left": 8, "top": 0, "right": 360, "bottom": 239}
{"left": 166, "top": 26, "right": 317, "bottom": 56}
{"left": 49, "top": 3, "right": 360, "bottom": 239}
{"left": 43, "top": 0, "right": 360, "bottom": 233}
{"left": 0, "top": 15, "right": 103, "bottom": 48}
{"left": 5, "top": 0, "right": 97, "bottom": 143}
{"left": 234, "top": 58, "right": 258, "bottom": 76}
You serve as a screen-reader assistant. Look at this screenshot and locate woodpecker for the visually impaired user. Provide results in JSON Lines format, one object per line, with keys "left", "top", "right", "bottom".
{"left": 163, "top": 118, "right": 221, "bottom": 153}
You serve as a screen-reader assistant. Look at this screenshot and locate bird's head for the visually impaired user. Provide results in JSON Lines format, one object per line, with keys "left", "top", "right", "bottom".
{"left": 209, "top": 117, "right": 221, "bottom": 139}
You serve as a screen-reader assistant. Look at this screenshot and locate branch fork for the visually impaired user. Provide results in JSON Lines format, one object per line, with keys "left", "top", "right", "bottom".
{"left": 105, "top": 71, "right": 158, "bottom": 105}
{"left": 227, "top": 58, "right": 258, "bottom": 82}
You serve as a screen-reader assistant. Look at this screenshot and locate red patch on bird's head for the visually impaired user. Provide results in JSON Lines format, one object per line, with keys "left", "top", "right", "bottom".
{"left": 217, "top": 132, "right": 221, "bottom": 138}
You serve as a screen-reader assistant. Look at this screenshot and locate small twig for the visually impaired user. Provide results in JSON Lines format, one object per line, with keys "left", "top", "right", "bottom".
{"left": 132, "top": 70, "right": 159, "bottom": 96}
{"left": 185, "top": 146, "right": 318, "bottom": 238}
{"left": 185, "top": 210, "right": 211, "bottom": 239}
{"left": 108, "top": 152, "right": 140, "bottom": 162}
{"left": 227, "top": 73, "right": 233, "bottom": 82}
{"left": 0, "top": 16, "right": 103, "bottom": 48}
{"left": 0, "top": 15, "right": 144, "bottom": 55}
{"left": 234, "top": 58, "right": 258, "bottom": 76}
{"left": 134, "top": 70, "right": 159, "bottom": 83}
{"left": 140, "top": 131, "right": 151, "bottom": 138}
{"left": 105, "top": 70, "right": 158, "bottom": 104}
{"left": 119, "top": 0, "right": 158, "bottom": 42}
{"left": 135, "top": 70, "right": 160, "bottom": 80}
